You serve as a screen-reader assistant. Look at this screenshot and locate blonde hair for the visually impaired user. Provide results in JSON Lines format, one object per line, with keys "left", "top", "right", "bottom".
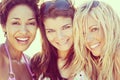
{"left": 73, "top": 0, "right": 120, "bottom": 80}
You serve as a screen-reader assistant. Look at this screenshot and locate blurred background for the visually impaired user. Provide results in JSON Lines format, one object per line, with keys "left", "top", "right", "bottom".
{"left": 0, "top": 0, "right": 120, "bottom": 58}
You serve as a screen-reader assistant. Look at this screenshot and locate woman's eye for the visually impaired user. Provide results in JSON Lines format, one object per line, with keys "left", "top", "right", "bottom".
{"left": 91, "top": 27, "right": 99, "bottom": 32}
{"left": 12, "top": 22, "right": 20, "bottom": 25}
{"left": 27, "top": 22, "right": 36, "bottom": 26}
{"left": 46, "top": 29, "right": 55, "bottom": 33}
{"left": 63, "top": 25, "right": 72, "bottom": 30}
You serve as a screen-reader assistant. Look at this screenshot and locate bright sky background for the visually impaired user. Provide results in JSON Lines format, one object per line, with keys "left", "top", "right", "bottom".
{"left": 0, "top": 0, "right": 120, "bottom": 58}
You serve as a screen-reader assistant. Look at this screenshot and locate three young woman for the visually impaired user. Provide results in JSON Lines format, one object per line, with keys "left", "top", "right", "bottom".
{"left": 1, "top": 0, "right": 120, "bottom": 80}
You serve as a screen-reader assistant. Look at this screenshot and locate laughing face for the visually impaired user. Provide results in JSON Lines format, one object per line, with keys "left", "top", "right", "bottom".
{"left": 84, "top": 15, "right": 105, "bottom": 57}
{"left": 3, "top": 4, "right": 37, "bottom": 51}
{"left": 44, "top": 17, "right": 73, "bottom": 53}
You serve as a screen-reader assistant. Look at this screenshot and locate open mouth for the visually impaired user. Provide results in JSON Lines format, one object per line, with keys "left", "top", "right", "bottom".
{"left": 16, "top": 37, "right": 29, "bottom": 44}
{"left": 90, "top": 43, "right": 100, "bottom": 49}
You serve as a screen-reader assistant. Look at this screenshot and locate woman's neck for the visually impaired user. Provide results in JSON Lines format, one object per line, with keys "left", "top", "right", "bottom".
{"left": 57, "top": 58, "right": 72, "bottom": 79}
{"left": 5, "top": 41, "right": 23, "bottom": 61}
{"left": 57, "top": 50, "right": 69, "bottom": 60}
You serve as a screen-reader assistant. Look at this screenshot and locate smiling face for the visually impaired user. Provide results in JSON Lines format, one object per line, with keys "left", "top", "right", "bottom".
{"left": 3, "top": 4, "right": 37, "bottom": 51}
{"left": 44, "top": 17, "right": 73, "bottom": 54}
{"left": 84, "top": 15, "right": 105, "bottom": 57}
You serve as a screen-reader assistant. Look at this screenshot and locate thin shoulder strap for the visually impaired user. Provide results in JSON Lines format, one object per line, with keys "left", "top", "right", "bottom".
{"left": 23, "top": 54, "right": 35, "bottom": 80}
{"left": 4, "top": 44, "right": 15, "bottom": 79}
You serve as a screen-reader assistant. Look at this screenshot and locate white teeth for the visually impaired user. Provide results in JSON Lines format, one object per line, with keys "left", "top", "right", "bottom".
{"left": 90, "top": 43, "right": 99, "bottom": 49}
{"left": 16, "top": 38, "right": 28, "bottom": 41}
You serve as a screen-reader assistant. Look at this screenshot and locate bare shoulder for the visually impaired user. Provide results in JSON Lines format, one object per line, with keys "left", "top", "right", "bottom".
{"left": 115, "top": 46, "right": 120, "bottom": 61}
{"left": 0, "top": 52, "right": 4, "bottom": 66}
{"left": 114, "top": 47, "right": 120, "bottom": 80}
{"left": 0, "top": 44, "right": 7, "bottom": 72}
{"left": 0, "top": 57, "right": 7, "bottom": 80}
{"left": 0, "top": 44, "right": 8, "bottom": 66}
{"left": 0, "top": 44, "right": 4, "bottom": 66}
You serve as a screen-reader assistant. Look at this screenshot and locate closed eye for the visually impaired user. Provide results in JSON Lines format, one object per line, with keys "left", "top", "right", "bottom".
{"left": 62, "top": 25, "right": 72, "bottom": 30}
{"left": 12, "top": 22, "right": 20, "bottom": 25}
{"left": 27, "top": 22, "right": 36, "bottom": 26}
{"left": 46, "top": 29, "right": 55, "bottom": 33}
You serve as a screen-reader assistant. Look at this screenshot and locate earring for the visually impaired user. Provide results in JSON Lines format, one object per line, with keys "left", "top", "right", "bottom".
{"left": 4, "top": 32, "right": 7, "bottom": 37}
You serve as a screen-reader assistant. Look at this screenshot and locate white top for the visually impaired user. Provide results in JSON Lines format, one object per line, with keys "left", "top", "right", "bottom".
{"left": 74, "top": 71, "right": 89, "bottom": 80}
{"left": 38, "top": 71, "right": 89, "bottom": 80}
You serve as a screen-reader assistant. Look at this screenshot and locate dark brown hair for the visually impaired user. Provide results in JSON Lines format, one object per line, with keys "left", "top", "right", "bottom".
{"left": 0, "top": 0, "right": 39, "bottom": 27}
{"left": 31, "top": 0, "right": 75, "bottom": 79}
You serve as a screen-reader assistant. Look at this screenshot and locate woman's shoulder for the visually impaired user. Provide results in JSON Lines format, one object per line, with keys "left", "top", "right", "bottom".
{"left": 0, "top": 43, "right": 5, "bottom": 53}
{"left": 0, "top": 44, "right": 5, "bottom": 61}
{"left": 114, "top": 46, "right": 120, "bottom": 80}
{"left": 115, "top": 46, "right": 120, "bottom": 62}
{"left": 0, "top": 52, "right": 4, "bottom": 67}
{"left": 0, "top": 44, "right": 7, "bottom": 68}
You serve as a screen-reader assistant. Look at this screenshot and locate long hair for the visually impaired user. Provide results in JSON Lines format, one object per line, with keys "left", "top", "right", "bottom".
{"left": 73, "top": 0, "right": 120, "bottom": 80}
{"left": 31, "top": 0, "right": 76, "bottom": 79}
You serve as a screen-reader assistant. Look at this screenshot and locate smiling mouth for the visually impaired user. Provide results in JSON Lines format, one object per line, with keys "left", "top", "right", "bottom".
{"left": 57, "top": 39, "right": 69, "bottom": 46}
{"left": 90, "top": 43, "right": 100, "bottom": 49}
{"left": 16, "top": 37, "right": 29, "bottom": 44}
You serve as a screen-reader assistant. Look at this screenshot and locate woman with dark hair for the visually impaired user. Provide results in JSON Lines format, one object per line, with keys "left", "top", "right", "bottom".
{"left": 31, "top": 0, "right": 86, "bottom": 80}
{"left": 0, "top": 0, "right": 39, "bottom": 80}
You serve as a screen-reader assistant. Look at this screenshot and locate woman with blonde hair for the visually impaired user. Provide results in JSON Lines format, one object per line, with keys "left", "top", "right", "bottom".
{"left": 73, "top": 0, "right": 120, "bottom": 80}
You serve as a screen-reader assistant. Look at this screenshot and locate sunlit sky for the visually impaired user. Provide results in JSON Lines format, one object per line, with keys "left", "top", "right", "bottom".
{"left": 0, "top": 0, "right": 120, "bottom": 57}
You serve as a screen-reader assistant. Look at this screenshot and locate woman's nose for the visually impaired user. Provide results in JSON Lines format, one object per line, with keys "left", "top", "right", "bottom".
{"left": 56, "top": 31, "right": 64, "bottom": 39}
{"left": 86, "top": 34, "right": 94, "bottom": 42}
{"left": 19, "top": 25, "right": 28, "bottom": 34}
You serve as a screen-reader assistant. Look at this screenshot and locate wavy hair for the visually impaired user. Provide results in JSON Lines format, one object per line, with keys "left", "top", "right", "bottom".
{"left": 73, "top": 0, "right": 120, "bottom": 80}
